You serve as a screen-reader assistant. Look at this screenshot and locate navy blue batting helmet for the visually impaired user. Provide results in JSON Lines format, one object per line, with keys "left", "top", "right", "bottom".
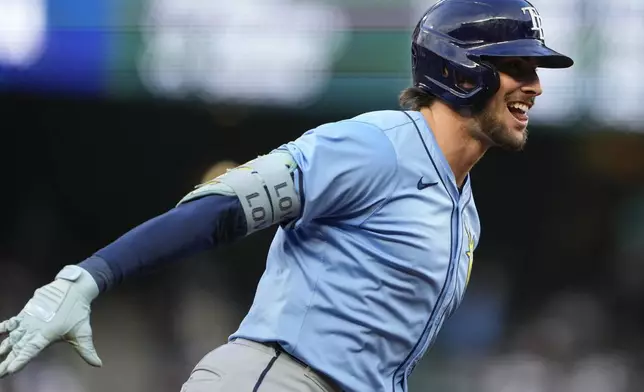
{"left": 411, "top": 0, "right": 574, "bottom": 111}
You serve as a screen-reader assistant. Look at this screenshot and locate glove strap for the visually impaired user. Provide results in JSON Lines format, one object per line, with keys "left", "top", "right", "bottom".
{"left": 55, "top": 265, "right": 100, "bottom": 301}
{"left": 56, "top": 265, "right": 83, "bottom": 281}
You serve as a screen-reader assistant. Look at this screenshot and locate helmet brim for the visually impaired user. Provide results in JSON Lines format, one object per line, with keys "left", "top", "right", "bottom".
{"left": 469, "top": 39, "right": 574, "bottom": 69}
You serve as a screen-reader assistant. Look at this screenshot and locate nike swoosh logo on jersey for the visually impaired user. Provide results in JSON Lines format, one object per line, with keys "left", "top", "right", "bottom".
{"left": 417, "top": 177, "right": 439, "bottom": 190}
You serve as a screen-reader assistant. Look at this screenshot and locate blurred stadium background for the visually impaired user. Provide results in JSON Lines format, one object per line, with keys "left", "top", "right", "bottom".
{"left": 1, "top": 0, "right": 644, "bottom": 391}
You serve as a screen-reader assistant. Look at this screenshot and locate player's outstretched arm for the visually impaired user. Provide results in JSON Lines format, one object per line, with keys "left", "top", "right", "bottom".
{"left": 0, "top": 150, "right": 300, "bottom": 378}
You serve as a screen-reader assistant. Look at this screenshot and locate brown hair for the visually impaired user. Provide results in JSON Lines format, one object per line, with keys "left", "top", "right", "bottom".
{"left": 398, "top": 87, "right": 436, "bottom": 111}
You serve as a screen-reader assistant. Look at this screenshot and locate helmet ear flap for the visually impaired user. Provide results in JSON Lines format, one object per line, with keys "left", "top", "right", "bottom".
{"left": 456, "top": 58, "right": 501, "bottom": 112}
{"left": 441, "top": 62, "right": 476, "bottom": 95}
{"left": 476, "top": 59, "right": 501, "bottom": 99}
{"left": 411, "top": 43, "right": 503, "bottom": 113}
{"left": 411, "top": 46, "right": 418, "bottom": 70}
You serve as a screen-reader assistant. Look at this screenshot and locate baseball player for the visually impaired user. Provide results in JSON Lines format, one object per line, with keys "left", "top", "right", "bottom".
{"left": 0, "top": 0, "right": 573, "bottom": 391}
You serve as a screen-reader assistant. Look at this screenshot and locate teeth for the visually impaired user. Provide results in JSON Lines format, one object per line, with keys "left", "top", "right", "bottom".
{"left": 508, "top": 102, "right": 529, "bottom": 113}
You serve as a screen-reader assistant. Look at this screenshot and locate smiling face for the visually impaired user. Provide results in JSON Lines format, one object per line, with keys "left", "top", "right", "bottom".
{"left": 467, "top": 57, "right": 543, "bottom": 151}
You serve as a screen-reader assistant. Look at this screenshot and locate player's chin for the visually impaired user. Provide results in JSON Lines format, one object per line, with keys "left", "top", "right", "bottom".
{"left": 506, "top": 131, "right": 528, "bottom": 151}
{"left": 503, "top": 117, "right": 529, "bottom": 149}
{"left": 494, "top": 126, "right": 527, "bottom": 151}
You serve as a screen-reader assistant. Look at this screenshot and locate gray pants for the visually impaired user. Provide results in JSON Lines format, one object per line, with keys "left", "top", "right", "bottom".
{"left": 180, "top": 339, "right": 342, "bottom": 392}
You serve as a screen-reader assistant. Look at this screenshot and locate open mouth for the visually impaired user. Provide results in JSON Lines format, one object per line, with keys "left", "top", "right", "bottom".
{"left": 507, "top": 101, "right": 529, "bottom": 123}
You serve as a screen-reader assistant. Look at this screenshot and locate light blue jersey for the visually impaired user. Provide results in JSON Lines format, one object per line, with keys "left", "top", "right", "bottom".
{"left": 231, "top": 110, "right": 481, "bottom": 392}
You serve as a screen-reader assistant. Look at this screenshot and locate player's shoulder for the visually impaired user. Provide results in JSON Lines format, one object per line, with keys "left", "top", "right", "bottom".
{"left": 301, "top": 111, "right": 404, "bottom": 151}
{"left": 305, "top": 110, "right": 414, "bottom": 138}
{"left": 345, "top": 110, "right": 416, "bottom": 132}
{"left": 286, "top": 111, "right": 400, "bottom": 173}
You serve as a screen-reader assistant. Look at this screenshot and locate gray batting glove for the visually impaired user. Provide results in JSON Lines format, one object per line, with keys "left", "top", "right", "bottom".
{"left": 0, "top": 265, "right": 102, "bottom": 378}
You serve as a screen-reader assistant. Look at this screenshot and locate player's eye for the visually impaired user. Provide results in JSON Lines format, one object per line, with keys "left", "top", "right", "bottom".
{"left": 511, "top": 61, "right": 525, "bottom": 71}
{"left": 498, "top": 60, "right": 523, "bottom": 73}
{"left": 495, "top": 59, "right": 537, "bottom": 80}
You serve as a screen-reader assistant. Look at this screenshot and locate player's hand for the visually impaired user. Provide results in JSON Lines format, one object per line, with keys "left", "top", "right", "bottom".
{"left": 0, "top": 265, "right": 102, "bottom": 378}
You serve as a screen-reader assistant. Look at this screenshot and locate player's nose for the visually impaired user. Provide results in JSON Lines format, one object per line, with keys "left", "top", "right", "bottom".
{"left": 521, "top": 73, "right": 543, "bottom": 97}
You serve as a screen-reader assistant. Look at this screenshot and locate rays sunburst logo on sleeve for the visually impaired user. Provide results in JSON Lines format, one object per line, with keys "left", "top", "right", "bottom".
{"left": 464, "top": 224, "right": 475, "bottom": 286}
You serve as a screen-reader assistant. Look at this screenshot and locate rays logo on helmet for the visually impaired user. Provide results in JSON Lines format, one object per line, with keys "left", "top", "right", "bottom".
{"left": 521, "top": 6, "right": 545, "bottom": 40}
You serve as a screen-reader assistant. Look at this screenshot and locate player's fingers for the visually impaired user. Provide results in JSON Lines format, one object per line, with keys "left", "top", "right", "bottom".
{"left": 0, "top": 338, "right": 11, "bottom": 357}
{"left": 0, "top": 317, "right": 19, "bottom": 335}
{"left": 70, "top": 334, "right": 102, "bottom": 367}
{"left": 0, "top": 329, "right": 25, "bottom": 356}
{"left": 0, "top": 350, "right": 17, "bottom": 378}
{"left": 67, "top": 320, "right": 102, "bottom": 367}
{"left": 6, "top": 333, "right": 50, "bottom": 375}
{"left": 0, "top": 331, "right": 32, "bottom": 378}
